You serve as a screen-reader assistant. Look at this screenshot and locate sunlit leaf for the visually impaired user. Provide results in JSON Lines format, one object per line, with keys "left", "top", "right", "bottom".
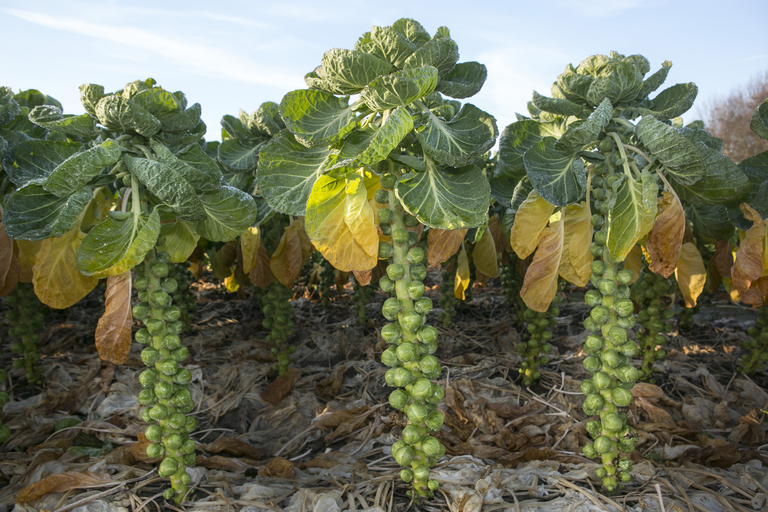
{"left": 270, "top": 221, "right": 305, "bottom": 287}
{"left": 732, "top": 203, "right": 766, "bottom": 296}
{"left": 607, "top": 172, "right": 658, "bottom": 262}
{"left": 520, "top": 219, "right": 564, "bottom": 312}
{"left": 454, "top": 244, "right": 470, "bottom": 300}
{"left": 509, "top": 190, "right": 555, "bottom": 259}
{"left": 426, "top": 228, "right": 467, "bottom": 266}
{"left": 646, "top": 190, "right": 685, "bottom": 278}
{"left": 240, "top": 227, "right": 261, "bottom": 274}
{"left": 559, "top": 202, "right": 592, "bottom": 287}
{"left": 95, "top": 272, "right": 132, "bottom": 365}
{"left": 675, "top": 242, "right": 707, "bottom": 308}
{"left": 472, "top": 228, "right": 498, "bottom": 278}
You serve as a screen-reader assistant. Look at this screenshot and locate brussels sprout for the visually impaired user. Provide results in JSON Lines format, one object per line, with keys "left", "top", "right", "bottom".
{"left": 583, "top": 316, "right": 599, "bottom": 332}
{"left": 160, "top": 360, "right": 179, "bottom": 376}
{"left": 164, "top": 306, "right": 182, "bottom": 322}
{"left": 598, "top": 279, "right": 617, "bottom": 296}
{"left": 154, "top": 380, "right": 173, "bottom": 399}
{"left": 583, "top": 393, "right": 605, "bottom": 415}
{"left": 413, "top": 464, "right": 430, "bottom": 481}
{"left": 593, "top": 371, "right": 612, "bottom": 389}
{"left": 396, "top": 342, "right": 417, "bottom": 362}
{"left": 594, "top": 231, "right": 608, "bottom": 246}
{"left": 419, "top": 355, "right": 440, "bottom": 376}
{"left": 406, "top": 403, "right": 429, "bottom": 423}
{"left": 583, "top": 356, "right": 602, "bottom": 373}
{"left": 375, "top": 189, "right": 389, "bottom": 203}
{"left": 181, "top": 439, "right": 196, "bottom": 455}
{"left": 408, "top": 281, "right": 425, "bottom": 300}
{"left": 146, "top": 319, "right": 165, "bottom": 336}
{"left": 158, "top": 457, "right": 179, "bottom": 478}
{"left": 172, "top": 347, "right": 190, "bottom": 361}
{"left": 382, "top": 347, "right": 399, "bottom": 367}
{"left": 614, "top": 299, "right": 634, "bottom": 318}
{"left": 410, "top": 264, "right": 427, "bottom": 281}
{"left": 583, "top": 443, "right": 598, "bottom": 459}
{"left": 602, "top": 412, "right": 623, "bottom": 432}
{"left": 411, "top": 378, "right": 432, "bottom": 400}
{"left": 607, "top": 325, "right": 627, "bottom": 346}
{"left": 147, "top": 442, "right": 165, "bottom": 459}
{"left": 591, "top": 260, "right": 606, "bottom": 275}
{"left": 586, "top": 420, "right": 602, "bottom": 437}
{"left": 407, "top": 247, "right": 425, "bottom": 265}
{"left": 612, "top": 386, "right": 633, "bottom": 407}
{"left": 401, "top": 312, "right": 423, "bottom": 332}
{"left": 590, "top": 306, "right": 610, "bottom": 325}
{"left": 379, "top": 241, "right": 394, "bottom": 259}
{"left": 149, "top": 403, "right": 169, "bottom": 421}
{"left": 161, "top": 278, "right": 178, "bottom": 294}
{"left": 600, "top": 349, "right": 621, "bottom": 368}
{"left": 585, "top": 335, "right": 604, "bottom": 354}
{"left": 581, "top": 379, "right": 596, "bottom": 395}
{"left": 381, "top": 322, "right": 401, "bottom": 343}
{"left": 135, "top": 277, "right": 149, "bottom": 290}
{"left": 174, "top": 369, "right": 193, "bottom": 386}
{"left": 617, "top": 269, "right": 633, "bottom": 284}
{"left": 414, "top": 297, "right": 433, "bottom": 315}
{"left": 393, "top": 444, "right": 415, "bottom": 466}
{"left": 402, "top": 425, "right": 423, "bottom": 445}
{"left": 616, "top": 364, "right": 638, "bottom": 384}
{"left": 392, "top": 228, "right": 409, "bottom": 246}
{"left": 619, "top": 341, "right": 638, "bottom": 357}
{"left": 133, "top": 304, "right": 150, "bottom": 320}
{"left": 407, "top": 231, "right": 418, "bottom": 247}
{"left": 382, "top": 298, "right": 402, "bottom": 320}
{"left": 594, "top": 435, "right": 612, "bottom": 454}
{"left": 387, "top": 264, "right": 405, "bottom": 281}
{"left": 151, "top": 262, "right": 169, "bottom": 278}
{"left": 400, "top": 469, "right": 414, "bottom": 483}
{"left": 425, "top": 410, "right": 444, "bottom": 431}
{"left": 141, "top": 347, "right": 161, "bottom": 365}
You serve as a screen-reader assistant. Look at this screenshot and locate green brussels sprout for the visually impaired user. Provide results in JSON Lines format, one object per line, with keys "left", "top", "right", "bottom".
{"left": 414, "top": 297, "right": 432, "bottom": 315}
{"left": 135, "top": 277, "right": 149, "bottom": 290}
{"left": 583, "top": 356, "right": 602, "bottom": 373}
{"left": 408, "top": 281, "right": 425, "bottom": 300}
{"left": 603, "top": 412, "right": 623, "bottom": 432}
{"left": 146, "top": 319, "right": 165, "bottom": 336}
{"left": 590, "top": 306, "right": 610, "bottom": 325}
{"left": 381, "top": 323, "right": 401, "bottom": 343}
{"left": 400, "top": 469, "right": 414, "bottom": 483}
{"left": 160, "top": 360, "right": 178, "bottom": 376}
{"left": 596, "top": 467, "right": 607, "bottom": 479}
{"left": 410, "top": 264, "right": 427, "bottom": 281}
{"left": 182, "top": 439, "right": 196, "bottom": 455}
{"left": 141, "top": 347, "right": 161, "bottom": 365}
{"left": 583, "top": 443, "right": 597, "bottom": 459}
{"left": 583, "top": 393, "right": 605, "bottom": 415}
{"left": 598, "top": 279, "right": 616, "bottom": 296}
{"left": 10, "top": 342, "right": 23, "bottom": 354}
{"left": 0, "top": 370, "right": 6, "bottom": 382}
{"left": 382, "top": 347, "right": 399, "bottom": 367}
{"left": 182, "top": 453, "right": 195, "bottom": 465}
{"left": 167, "top": 413, "right": 186, "bottom": 430}
{"left": 405, "top": 214, "right": 419, "bottom": 228}
{"left": 185, "top": 416, "right": 197, "bottom": 433}
{"left": 410, "top": 377, "right": 432, "bottom": 400}
{"left": 392, "top": 368, "right": 413, "bottom": 387}
{"left": 382, "top": 298, "right": 401, "bottom": 320}
{"left": 619, "top": 471, "right": 631, "bottom": 482}
{"left": 583, "top": 316, "right": 599, "bottom": 332}
{"left": 612, "top": 386, "right": 633, "bottom": 407}
{"left": 594, "top": 435, "right": 612, "bottom": 454}
{"left": 154, "top": 380, "right": 173, "bottom": 399}
{"left": 584, "top": 335, "right": 603, "bottom": 354}
{"left": 591, "top": 260, "right": 606, "bottom": 275}
{"left": 375, "top": 189, "right": 389, "bottom": 203}
{"left": 581, "top": 379, "right": 596, "bottom": 395}
{"left": 163, "top": 334, "right": 181, "bottom": 350}
{"left": 12, "top": 359, "right": 23, "bottom": 369}
{"left": 422, "top": 435, "right": 442, "bottom": 458}
{"left": 615, "top": 299, "right": 634, "bottom": 318}
{"left": 379, "top": 276, "right": 395, "bottom": 292}
{"left": 601, "top": 349, "right": 621, "bottom": 368}
{"left": 141, "top": 408, "right": 152, "bottom": 423}
{"left": 586, "top": 420, "right": 602, "bottom": 437}
{"left": 161, "top": 278, "right": 178, "bottom": 294}
{"left": 419, "top": 355, "right": 440, "bottom": 375}
{"left": 413, "top": 464, "right": 430, "bottom": 481}
{"left": 617, "top": 315, "right": 636, "bottom": 329}
{"left": 149, "top": 403, "right": 169, "bottom": 421}
{"left": 151, "top": 262, "right": 169, "bottom": 278}
{"left": 616, "top": 364, "right": 638, "bottom": 384}
{"left": 590, "top": 243, "right": 603, "bottom": 257}
{"left": 407, "top": 247, "right": 425, "bottom": 265}
{"left": 406, "top": 403, "right": 429, "bottom": 423}
{"left": 146, "top": 442, "right": 165, "bottom": 459}
{"left": 593, "top": 371, "right": 612, "bottom": 389}
{"left": 132, "top": 304, "right": 150, "bottom": 320}
{"left": 619, "top": 341, "right": 638, "bottom": 357}
{"left": 164, "top": 434, "right": 183, "bottom": 450}
{"left": 378, "top": 207, "right": 393, "bottom": 224}
{"left": 139, "top": 369, "right": 158, "bottom": 388}
{"left": 158, "top": 457, "right": 179, "bottom": 478}
{"left": 385, "top": 369, "right": 397, "bottom": 387}
{"left": 421, "top": 340, "right": 438, "bottom": 355}
{"left": 594, "top": 231, "right": 608, "bottom": 246}
{"left": 164, "top": 306, "right": 181, "bottom": 322}
{"left": 172, "top": 347, "right": 190, "bottom": 361}
{"left": 396, "top": 342, "right": 417, "bottom": 362}
{"left": 402, "top": 425, "right": 423, "bottom": 445}
{"left": 427, "top": 384, "right": 444, "bottom": 404}
{"left": 387, "top": 264, "right": 405, "bottom": 281}
{"left": 401, "top": 312, "right": 423, "bottom": 332}
{"left": 426, "top": 410, "right": 444, "bottom": 431}
{"left": 379, "top": 241, "right": 394, "bottom": 259}
{"left": 392, "top": 228, "right": 409, "bottom": 246}
{"left": 393, "top": 444, "right": 415, "bottom": 466}
{"left": 174, "top": 369, "right": 193, "bottom": 386}
{"left": 408, "top": 231, "right": 418, "bottom": 247}
{"left": 381, "top": 174, "right": 397, "bottom": 190}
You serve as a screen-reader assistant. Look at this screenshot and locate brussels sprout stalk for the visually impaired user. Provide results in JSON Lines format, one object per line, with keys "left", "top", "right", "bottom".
{"left": 519, "top": 297, "right": 559, "bottom": 386}
{"left": 500, "top": 256, "right": 526, "bottom": 326}
{"left": 379, "top": 173, "right": 444, "bottom": 501}
{"left": 136, "top": 249, "right": 196, "bottom": 503}
{"left": 5, "top": 283, "right": 47, "bottom": 385}
{"left": 631, "top": 267, "right": 673, "bottom": 381}
{"left": 258, "top": 281, "right": 296, "bottom": 375}
{"left": 580, "top": 141, "right": 640, "bottom": 493}
{"left": 743, "top": 306, "right": 768, "bottom": 373}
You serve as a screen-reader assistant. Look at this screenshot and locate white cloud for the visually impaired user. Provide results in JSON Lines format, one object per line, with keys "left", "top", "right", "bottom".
{"left": 6, "top": 8, "right": 298, "bottom": 89}
{"left": 553, "top": 0, "right": 653, "bottom": 17}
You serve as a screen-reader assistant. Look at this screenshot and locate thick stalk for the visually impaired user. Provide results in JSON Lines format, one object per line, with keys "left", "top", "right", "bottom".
{"left": 631, "top": 267, "right": 673, "bottom": 381}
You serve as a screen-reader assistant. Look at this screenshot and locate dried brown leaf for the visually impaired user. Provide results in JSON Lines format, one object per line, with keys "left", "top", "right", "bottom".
{"left": 714, "top": 239, "right": 734, "bottom": 278}
{"left": 261, "top": 368, "right": 300, "bottom": 406}
{"left": 353, "top": 269, "right": 371, "bottom": 286}
{"left": 313, "top": 405, "right": 370, "bottom": 430}
{"left": 270, "top": 220, "right": 304, "bottom": 287}
{"left": 258, "top": 456, "right": 294, "bottom": 479}
{"left": 647, "top": 191, "right": 685, "bottom": 278}
{"left": 202, "top": 437, "right": 260, "bottom": 460}
{"left": 732, "top": 203, "right": 766, "bottom": 295}
{"left": 740, "top": 276, "right": 768, "bottom": 307}
{"left": 196, "top": 455, "right": 254, "bottom": 472}
{"left": 488, "top": 213, "right": 509, "bottom": 254}
{"left": 249, "top": 242, "right": 275, "bottom": 288}
{"left": 623, "top": 244, "right": 643, "bottom": 285}
{"left": 315, "top": 365, "right": 346, "bottom": 399}
{"left": 17, "top": 471, "right": 115, "bottom": 503}
{"left": 520, "top": 219, "right": 564, "bottom": 312}
{"left": 95, "top": 272, "right": 132, "bottom": 365}
{"left": 130, "top": 432, "right": 157, "bottom": 463}
{"left": 675, "top": 242, "right": 707, "bottom": 307}
{"left": 427, "top": 228, "right": 467, "bottom": 266}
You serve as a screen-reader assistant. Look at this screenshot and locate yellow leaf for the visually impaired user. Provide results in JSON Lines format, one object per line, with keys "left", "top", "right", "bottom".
{"left": 732, "top": 203, "right": 765, "bottom": 295}
{"left": 675, "top": 242, "right": 707, "bottom": 307}
{"left": 294, "top": 217, "right": 314, "bottom": 265}
{"left": 646, "top": 191, "right": 685, "bottom": 278}
{"left": 33, "top": 227, "right": 99, "bottom": 309}
{"left": 558, "top": 202, "right": 592, "bottom": 287}
{"left": 740, "top": 276, "right": 768, "bottom": 307}
{"left": 427, "top": 228, "right": 467, "bottom": 266}
{"left": 520, "top": 218, "right": 564, "bottom": 312}
{"left": 0, "top": 223, "right": 20, "bottom": 297}
{"left": 472, "top": 228, "right": 498, "bottom": 278}
{"left": 306, "top": 174, "right": 378, "bottom": 272}
{"left": 249, "top": 242, "right": 274, "bottom": 288}
{"left": 722, "top": 277, "right": 741, "bottom": 302}
{"left": 622, "top": 245, "right": 643, "bottom": 286}
{"left": 15, "top": 239, "right": 42, "bottom": 283}
{"left": 224, "top": 274, "right": 239, "bottom": 293}
{"left": 95, "top": 272, "right": 132, "bottom": 365}
{"left": 488, "top": 214, "right": 509, "bottom": 254}
{"left": 240, "top": 227, "right": 261, "bottom": 274}
{"left": 270, "top": 220, "right": 304, "bottom": 287}
{"left": 509, "top": 190, "right": 555, "bottom": 259}
{"left": 454, "top": 244, "right": 470, "bottom": 300}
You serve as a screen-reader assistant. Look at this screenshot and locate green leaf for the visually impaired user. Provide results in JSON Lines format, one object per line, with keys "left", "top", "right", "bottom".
{"left": 77, "top": 209, "right": 160, "bottom": 277}
{"left": 532, "top": 91, "right": 585, "bottom": 117}
{"left": 523, "top": 137, "right": 586, "bottom": 206}
{"left": 151, "top": 139, "right": 222, "bottom": 192}
{"left": 252, "top": 195, "right": 276, "bottom": 227}
{"left": 3, "top": 184, "right": 91, "bottom": 240}
{"left": 415, "top": 103, "right": 498, "bottom": 167}
{"left": 157, "top": 218, "right": 200, "bottom": 263}
{"left": 280, "top": 89, "right": 357, "bottom": 147}
{"left": 500, "top": 177, "right": 534, "bottom": 244}
{"left": 251, "top": 102, "right": 285, "bottom": 137}
{"left": 123, "top": 155, "right": 205, "bottom": 221}
{"left": 738, "top": 150, "right": 768, "bottom": 217}
{"left": 130, "top": 88, "right": 179, "bottom": 118}
{"left": 217, "top": 138, "right": 263, "bottom": 172}
{"left": 555, "top": 97, "right": 612, "bottom": 150}
{"left": 678, "top": 127, "right": 723, "bottom": 152}
{"left": 669, "top": 142, "right": 750, "bottom": 206}
{"left": 750, "top": 98, "right": 768, "bottom": 140}
{"left": 79, "top": 84, "right": 105, "bottom": 118}
{"left": 391, "top": 18, "right": 431, "bottom": 47}
{"left": 639, "top": 61, "right": 672, "bottom": 98}
{"left": 327, "top": 106, "right": 413, "bottom": 169}
{"left": 686, "top": 205, "right": 734, "bottom": 240}
{"left": 28, "top": 105, "right": 96, "bottom": 136}
{"left": 154, "top": 119, "right": 206, "bottom": 151}
{"left": 44, "top": 140, "right": 121, "bottom": 197}
{"left": 635, "top": 115, "right": 706, "bottom": 185}
{"left": 356, "top": 26, "right": 417, "bottom": 68}
{"left": 321, "top": 49, "right": 392, "bottom": 95}
{"left": 2, "top": 140, "right": 81, "bottom": 185}
{"left": 607, "top": 172, "right": 658, "bottom": 262}
{"left": 95, "top": 95, "right": 161, "bottom": 137}
{"left": 435, "top": 62, "right": 487, "bottom": 99}
{"left": 257, "top": 129, "right": 331, "bottom": 216}
{"left": 360, "top": 66, "right": 438, "bottom": 112}
{"left": 160, "top": 103, "right": 202, "bottom": 133}
{"left": 497, "top": 120, "right": 567, "bottom": 182}
{"left": 195, "top": 186, "right": 258, "bottom": 242}
{"left": 556, "top": 65, "right": 594, "bottom": 104}
{"left": 403, "top": 37, "right": 459, "bottom": 76}
{"left": 389, "top": 153, "right": 425, "bottom": 172}
{"left": 637, "top": 83, "right": 697, "bottom": 119}
{"left": 0, "top": 87, "right": 21, "bottom": 126}
{"left": 576, "top": 55, "right": 611, "bottom": 77}
{"left": 395, "top": 162, "right": 489, "bottom": 230}
{"left": 586, "top": 61, "right": 644, "bottom": 106}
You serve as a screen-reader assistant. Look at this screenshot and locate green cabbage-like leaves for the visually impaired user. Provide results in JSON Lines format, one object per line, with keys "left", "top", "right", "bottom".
{"left": 555, "top": 97, "right": 612, "bottom": 150}
{"left": 160, "top": 103, "right": 202, "bottom": 133}
{"left": 392, "top": 18, "right": 431, "bottom": 47}
{"left": 556, "top": 65, "right": 594, "bottom": 104}
{"left": 245, "top": 102, "right": 285, "bottom": 138}
{"left": 523, "top": 136, "right": 586, "bottom": 206}
{"left": 586, "top": 61, "right": 644, "bottom": 106}
{"left": 44, "top": 140, "right": 121, "bottom": 197}
{"left": 435, "top": 62, "right": 487, "bottom": 99}
{"left": 2, "top": 140, "right": 81, "bottom": 185}
{"left": 130, "top": 88, "right": 179, "bottom": 118}
{"left": 0, "top": 87, "right": 21, "bottom": 126}
{"left": 154, "top": 119, "right": 206, "bottom": 151}
{"left": 738, "top": 151, "right": 768, "bottom": 217}
{"left": 257, "top": 130, "right": 331, "bottom": 216}
{"left": 217, "top": 138, "right": 264, "bottom": 172}
{"left": 195, "top": 186, "right": 258, "bottom": 241}
{"left": 639, "top": 61, "right": 672, "bottom": 98}
{"left": 636, "top": 115, "right": 705, "bottom": 185}
{"left": 95, "top": 95, "right": 161, "bottom": 136}
{"left": 280, "top": 89, "right": 357, "bottom": 147}
{"left": 321, "top": 49, "right": 392, "bottom": 95}
{"left": 607, "top": 172, "right": 658, "bottom": 262}
{"left": 669, "top": 142, "right": 750, "bottom": 206}
{"left": 496, "top": 119, "right": 567, "bottom": 183}
{"left": 28, "top": 105, "right": 96, "bottom": 136}
{"left": 124, "top": 155, "right": 205, "bottom": 221}
{"left": 687, "top": 205, "right": 736, "bottom": 240}
{"left": 403, "top": 37, "right": 459, "bottom": 76}
{"left": 415, "top": 104, "right": 497, "bottom": 167}
{"left": 151, "top": 139, "right": 222, "bottom": 192}
{"left": 3, "top": 183, "right": 92, "bottom": 240}
{"left": 532, "top": 91, "right": 585, "bottom": 117}
{"left": 637, "top": 83, "right": 697, "bottom": 119}
{"left": 751, "top": 98, "right": 768, "bottom": 140}
{"left": 78, "top": 209, "right": 160, "bottom": 277}
{"left": 327, "top": 106, "right": 413, "bottom": 169}
{"left": 157, "top": 218, "right": 200, "bottom": 264}
{"left": 356, "top": 26, "right": 417, "bottom": 68}
{"left": 360, "top": 66, "right": 438, "bottom": 111}
{"left": 396, "top": 162, "right": 489, "bottom": 230}
{"left": 79, "top": 84, "right": 105, "bottom": 118}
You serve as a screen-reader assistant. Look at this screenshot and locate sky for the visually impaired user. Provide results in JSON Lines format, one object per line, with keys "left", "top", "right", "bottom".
{"left": 3, "top": 0, "right": 767, "bottom": 142}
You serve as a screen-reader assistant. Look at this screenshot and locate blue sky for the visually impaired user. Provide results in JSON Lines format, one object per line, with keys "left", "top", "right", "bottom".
{"left": 3, "top": 0, "right": 767, "bottom": 141}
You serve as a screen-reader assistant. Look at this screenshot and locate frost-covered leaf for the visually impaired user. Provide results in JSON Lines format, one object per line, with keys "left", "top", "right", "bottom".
{"left": 3, "top": 139, "right": 81, "bottom": 185}
{"left": 44, "top": 140, "right": 121, "bottom": 197}
{"left": 195, "top": 186, "right": 258, "bottom": 242}
{"left": 415, "top": 103, "right": 497, "bottom": 167}
{"left": 436, "top": 62, "right": 487, "bottom": 99}
{"left": 636, "top": 115, "right": 706, "bottom": 185}
{"left": 360, "top": 65, "right": 438, "bottom": 111}
{"left": 280, "top": 89, "right": 357, "bottom": 147}
{"left": 524, "top": 136, "right": 586, "bottom": 206}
